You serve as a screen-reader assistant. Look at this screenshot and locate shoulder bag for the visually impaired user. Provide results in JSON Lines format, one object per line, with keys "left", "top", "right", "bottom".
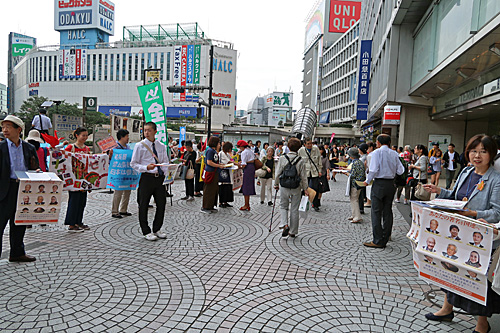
{"left": 415, "top": 170, "right": 431, "bottom": 201}
{"left": 305, "top": 150, "right": 329, "bottom": 193}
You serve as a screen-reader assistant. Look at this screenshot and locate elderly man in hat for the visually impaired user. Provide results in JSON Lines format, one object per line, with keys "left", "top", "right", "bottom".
{"left": 0, "top": 115, "right": 40, "bottom": 262}
{"left": 31, "top": 108, "right": 52, "bottom": 135}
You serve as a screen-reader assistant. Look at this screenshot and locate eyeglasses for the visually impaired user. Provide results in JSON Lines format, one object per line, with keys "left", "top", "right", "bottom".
{"left": 469, "top": 150, "right": 488, "bottom": 156}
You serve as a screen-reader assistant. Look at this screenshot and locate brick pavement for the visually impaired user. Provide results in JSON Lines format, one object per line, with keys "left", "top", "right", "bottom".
{"left": 1, "top": 176, "right": 496, "bottom": 332}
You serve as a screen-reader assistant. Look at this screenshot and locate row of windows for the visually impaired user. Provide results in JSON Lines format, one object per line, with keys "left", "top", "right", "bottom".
{"left": 323, "top": 57, "right": 357, "bottom": 86}
{"left": 322, "top": 104, "right": 356, "bottom": 123}
{"left": 324, "top": 24, "right": 360, "bottom": 59}
{"left": 28, "top": 52, "right": 171, "bottom": 83}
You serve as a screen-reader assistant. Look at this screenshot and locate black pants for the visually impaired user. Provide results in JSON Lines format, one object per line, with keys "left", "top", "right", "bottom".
{"left": 0, "top": 181, "right": 27, "bottom": 258}
{"left": 137, "top": 174, "right": 166, "bottom": 235}
{"left": 65, "top": 191, "right": 87, "bottom": 226}
{"left": 185, "top": 178, "right": 194, "bottom": 197}
{"left": 194, "top": 163, "right": 203, "bottom": 193}
{"left": 308, "top": 176, "right": 321, "bottom": 207}
{"left": 370, "top": 179, "right": 397, "bottom": 246}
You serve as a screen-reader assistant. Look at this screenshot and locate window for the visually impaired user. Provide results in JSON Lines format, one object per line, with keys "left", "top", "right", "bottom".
{"left": 93, "top": 54, "right": 96, "bottom": 81}
{"left": 110, "top": 54, "right": 114, "bottom": 80}
{"left": 104, "top": 54, "right": 108, "bottom": 81}
{"left": 134, "top": 53, "right": 139, "bottom": 81}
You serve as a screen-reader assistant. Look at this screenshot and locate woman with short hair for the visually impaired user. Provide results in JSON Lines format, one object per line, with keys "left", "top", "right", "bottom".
{"left": 218, "top": 141, "right": 235, "bottom": 208}
{"left": 237, "top": 140, "right": 256, "bottom": 211}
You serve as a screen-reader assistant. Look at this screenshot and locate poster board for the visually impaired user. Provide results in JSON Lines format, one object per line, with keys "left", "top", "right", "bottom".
{"left": 15, "top": 172, "right": 63, "bottom": 225}
{"left": 232, "top": 169, "right": 243, "bottom": 191}
{"left": 111, "top": 115, "right": 143, "bottom": 143}
{"left": 49, "top": 149, "right": 109, "bottom": 191}
{"left": 106, "top": 149, "right": 141, "bottom": 190}
{"left": 97, "top": 136, "right": 118, "bottom": 152}
{"left": 410, "top": 202, "right": 494, "bottom": 305}
{"left": 162, "top": 164, "right": 182, "bottom": 185}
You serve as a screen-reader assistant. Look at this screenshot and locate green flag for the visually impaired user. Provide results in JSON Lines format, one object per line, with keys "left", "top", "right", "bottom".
{"left": 137, "top": 81, "right": 168, "bottom": 146}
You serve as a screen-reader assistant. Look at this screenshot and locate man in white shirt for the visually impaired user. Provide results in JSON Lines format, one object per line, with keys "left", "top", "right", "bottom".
{"left": 130, "top": 122, "right": 169, "bottom": 241}
{"left": 31, "top": 108, "right": 52, "bottom": 135}
{"left": 363, "top": 134, "right": 404, "bottom": 248}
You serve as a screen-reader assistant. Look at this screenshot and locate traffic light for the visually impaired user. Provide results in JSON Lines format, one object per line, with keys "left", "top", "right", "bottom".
{"left": 196, "top": 107, "right": 202, "bottom": 119}
{"left": 167, "top": 86, "right": 185, "bottom": 93}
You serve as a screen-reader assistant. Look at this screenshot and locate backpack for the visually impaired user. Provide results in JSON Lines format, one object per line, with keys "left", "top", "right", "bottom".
{"left": 279, "top": 155, "right": 302, "bottom": 189}
{"left": 394, "top": 156, "right": 408, "bottom": 187}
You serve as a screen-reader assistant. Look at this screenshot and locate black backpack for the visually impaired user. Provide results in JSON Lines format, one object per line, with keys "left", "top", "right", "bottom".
{"left": 279, "top": 155, "right": 302, "bottom": 189}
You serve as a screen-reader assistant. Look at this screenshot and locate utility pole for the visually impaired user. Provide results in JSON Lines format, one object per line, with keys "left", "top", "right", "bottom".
{"left": 207, "top": 44, "right": 214, "bottom": 139}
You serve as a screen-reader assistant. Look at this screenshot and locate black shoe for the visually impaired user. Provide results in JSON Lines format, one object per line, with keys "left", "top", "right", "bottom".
{"left": 119, "top": 212, "right": 132, "bottom": 216}
{"left": 313, "top": 207, "right": 320, "bottom": 212}
{"left": 148, "top": 204, "right": 154, "bottom": 208}
{"left": 268, "top": 201, "right": 273, "bottom": 206}
{"left": 180, "top": 196, "right": 189, "bottom": 200}
{"left": 360, "top": 210, "right": 365, "bottom": 214}
{"left": 424, "top": 312, "right": 454, "bottom": 322}
{"left": 289, "top": 234, "right": 296, "bottom": 238}
{"left": 166, "top": 193, "right": 174, "bottom": 197}
{"left": 112, "top": 214, "right": 123, "bottom": 218}
{"left": 473, "top": 323, "right": 491, "bottom": 333}
{"left": 9, "top": 254, "right": 36, "bottom": 262}
{"left": 261, "top": 201, "right": 264, "bottom": 204}
{"left": 282, "top": 226, "right": 289, "bottom": 237}
{"left": 194, "top": 193, "right": 202, "bottom": 197}
{"left": 225, "top": 204, "right": 233, "bottom": 208}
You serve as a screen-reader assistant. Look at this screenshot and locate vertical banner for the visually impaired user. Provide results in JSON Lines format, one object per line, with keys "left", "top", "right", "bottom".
{"left": 106, "top": 149, "right": 141, "bottom": 190}
{"left": 179, "top": 126, "right": 186, "bottom": 148}
{"left": 81, "top": 49, "right": 87, "bottom": 79}
{"left": 172, "top": 46, "right": 182, "bottom": 102}
{"left": 75, "top": 49, "right": 81, "bottom": 78}
{"left": 194, "top": 45, "right": 201, "bottom": 84}
{"left": 69, "top": 49, "right": 76, "bottom": 79}
{"left": 187, "top": 45, "right": 194, "bottom": 84}
{"left": 180, "top": 45, "right": 188, "bottom": 102}
{"left": 64, "top": 49, "right": 70, "bottom": 78}
{"left": 137, "top": 81, "right": 168, "bottom": 146}
{"left": 15, "top": 173, "right": 63, "bottom": 225}
{"left": 356, "top": 40, "right": 372, "bottom": 121}
{"left": 58, "top": 50, "right": 64, "bottom": 79}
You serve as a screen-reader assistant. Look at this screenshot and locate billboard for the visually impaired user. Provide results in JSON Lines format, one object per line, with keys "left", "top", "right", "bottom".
{"left": 11, "top": 35, "right": 36, "bottom": 58}
{"left": 55, "top": 0, "right": 115, "bottom": 35}
{"left": 172, "top": 45, "right": 204, "bottom": 102}
{"left": 329, "top": 1, "right": 361, "bottom": 33}
{"left": 166, "top": 107, "right": 203, "bottom": 118}
{"left": 212, "top": 47, "right": 237, "bottom": 114}
{"left": 99, "top": 106, "right": 132, "bottom": 117}
{"left": 383, "top": 105, "right": 401, "bottom": 125}
{"left": 356, "top": 40, "right": 373, "bottom": 120}
{"left": 58, "top": 49, "right": 87, "bottom": 79}
{"left": 304, "top": 0, "right": 325, "bottom": 51}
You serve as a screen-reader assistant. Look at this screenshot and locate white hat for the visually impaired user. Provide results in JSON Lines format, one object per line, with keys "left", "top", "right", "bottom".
{"left": 0, "top": 115, "right": 25, "bottom": 130}
{"left": 26, "top": 129, "right": 44, "bottom": 143}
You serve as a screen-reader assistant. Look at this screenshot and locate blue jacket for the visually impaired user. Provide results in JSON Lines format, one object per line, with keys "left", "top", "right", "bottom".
{"left": 438, "top": 166, "right": 500, "bottom": 222}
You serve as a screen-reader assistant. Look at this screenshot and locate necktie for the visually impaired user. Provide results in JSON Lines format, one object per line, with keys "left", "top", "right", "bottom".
{"left": 152, "top": 142, "right": 164, "bottom": 176}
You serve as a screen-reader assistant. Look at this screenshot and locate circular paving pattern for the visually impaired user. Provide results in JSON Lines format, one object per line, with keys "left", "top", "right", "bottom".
{"left": 0, "top": 251, "right": 204, "bottom": 332}
{"left": 266, "top": 218, "right": 421, "bottom": 282}
{"left": 187, "top": 278, "right": 475, "bottom": 332}
{"left": 94, "top": 209, "right": 269, "bottom": 256}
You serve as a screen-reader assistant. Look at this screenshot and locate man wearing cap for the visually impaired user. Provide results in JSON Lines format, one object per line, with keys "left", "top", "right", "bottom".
{"left": 31, "top": 108, "right": 52, "bottom": 135}
{"left": 362, "top": 134, "right": 404, "bottom": 248}
{"left": 0, "top": 115, "right": 40, "bottom": 262}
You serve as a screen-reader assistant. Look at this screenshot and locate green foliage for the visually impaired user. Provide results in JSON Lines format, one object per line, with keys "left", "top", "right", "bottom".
{"left": 166, "top": 123, "right": 196, "bottom": 132}
{"left": 17, "top": 95, "right": 110, "bottom": 135}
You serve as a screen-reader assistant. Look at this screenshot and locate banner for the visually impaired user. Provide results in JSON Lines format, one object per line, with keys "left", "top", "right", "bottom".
{"left": 194, "top": 45, "right": 201, "bottom": 84}
{"left": 49, "top": 149, "right": 109, "bottom": 191}
{"left": 179, "top": 126, "right": 186, "bottom": 148}
{"left": 409, "top": 203, "right": 494, "bottom": 305}
{"left": 173, "top": 46, "right": 182, "bottom": 102}
{"left": 106, "top": 149, "right": 141, "bottom": 190}
{"left": 137, "top": 81, "right": 167, "bottom": 146}
{"left": 356, "top": 40, "right": 372, "bottom": 121}
{"left": 97, "top": 136, "right": 118, "bottom": 152}
{"left": 14, "top": 172, "right": 63, "bottom": 225}
{"left": 180, "top": 45, "right": 187, "bottom": 102}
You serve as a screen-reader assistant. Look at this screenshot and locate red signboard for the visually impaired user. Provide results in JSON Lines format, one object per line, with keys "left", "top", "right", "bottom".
{"left": 329, "top": 1, "right": 361, "bottom": 33}
{"left": 180, "top": 45, "right": 187, "bottom": 102}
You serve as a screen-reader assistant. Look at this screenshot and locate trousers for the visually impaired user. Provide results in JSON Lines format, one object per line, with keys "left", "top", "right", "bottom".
{"left": 349, "top": 188, "right": 362, "bottom": 221}
{"left": 260, "top": 178, "right": 273, "bottom": 202}
{"left": 65, "top": 191, "right": 87, "bottom": 226}
{"left": 112, "top": 190, "right": 131, "bottom": 214}
{"left": 370, "top": 179, "right": 396, "bottom": 246}
{"left": 279, "top": 186, "right": 301, "bottom": 235}
{"left": 0, "top": 181, "right": 26, "bottom": 258}
{"left": 445, "top": 169, "right": 456, "bottom": 189}
{"left": 137, "top": 174, "right": 166, "bottom": 235}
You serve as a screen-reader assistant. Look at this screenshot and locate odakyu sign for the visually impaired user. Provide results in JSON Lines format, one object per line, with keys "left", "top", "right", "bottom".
{"left": 54, "top": 0, "right": 114, "bottom": 36}
{"left": 329, "top": 1, "right": 361, "bottom": 33}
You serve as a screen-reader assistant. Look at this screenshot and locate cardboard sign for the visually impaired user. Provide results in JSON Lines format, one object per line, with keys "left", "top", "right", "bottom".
{"left": 97, "top": 136, "right": 118, "bottom": 152}
{"left": 106, "top": 149, "right": 140, "bottom": 190}
{"left": 15, "top": 172, "right": 63, "bottom": 225}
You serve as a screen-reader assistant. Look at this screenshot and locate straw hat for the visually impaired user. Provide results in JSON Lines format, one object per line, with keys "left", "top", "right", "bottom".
{"left": 26, "top": 129, "right": 44, "bottom": 143}
{"left": 0, "top": 115, "right": 25, "bottom": 130}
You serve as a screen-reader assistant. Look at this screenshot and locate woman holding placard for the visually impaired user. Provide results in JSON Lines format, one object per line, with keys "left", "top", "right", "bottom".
{"left": 423, "top": 134, "right": 500, "bottom": 333}
{"left": 64, "top": 127, "right": 91, "bottom": 232}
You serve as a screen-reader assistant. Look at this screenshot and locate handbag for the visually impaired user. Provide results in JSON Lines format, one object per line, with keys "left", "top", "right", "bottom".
{"left": 254, "top": 158, "right": 263, "bottom": 169}
{"left": 185, "top": 161, "right": 195, "bottom": 180}
{"left": 415, "top": 171, "right": 431, "bottom": 201}
{"left": 255, "top": 168, "right": 267, "bottom": 178}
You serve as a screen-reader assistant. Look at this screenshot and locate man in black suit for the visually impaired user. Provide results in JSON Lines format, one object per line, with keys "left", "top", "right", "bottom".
{"left": 0, "top": 115, "right": 39, "bottom": 262}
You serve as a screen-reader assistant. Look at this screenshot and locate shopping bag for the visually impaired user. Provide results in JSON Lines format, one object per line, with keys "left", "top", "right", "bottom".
{"left": 299, "top": 195, "right": 309, "bottom": 212}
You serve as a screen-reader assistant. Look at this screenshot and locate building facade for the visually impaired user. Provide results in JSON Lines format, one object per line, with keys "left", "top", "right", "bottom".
{"left": 0, "top": 83, "right": 7, "bottom": 113}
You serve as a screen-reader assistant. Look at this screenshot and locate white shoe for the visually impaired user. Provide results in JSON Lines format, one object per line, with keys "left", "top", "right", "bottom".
{"left": 145, "top": 233, "right": 159, "bottom": 241}
{"left": 186, "top": 196, "right": 195, "bottom": 202}
{"left": 348, "top": 216, "right": 354, "bottom": 220}
{"left": 154, "top": 231, "right": 167, "bottom": 239}
{"left": 395, "top": 199, "right": 400, "bottom": 203}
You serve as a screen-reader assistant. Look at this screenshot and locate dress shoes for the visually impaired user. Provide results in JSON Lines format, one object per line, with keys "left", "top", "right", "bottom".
{"left": 119, "top": 212, "right": 132, "bottom": 216}
{"left": 363, "top": 241, "right": 386, "bottom": 248}
{"left": 472, "top": 323, "right": 491, "bottom": 333}
{"left": 424, "top": 312, "right": 454, "bottom": 322}
{"left": 9, "top": 254, "right": 36, "bottom": 262}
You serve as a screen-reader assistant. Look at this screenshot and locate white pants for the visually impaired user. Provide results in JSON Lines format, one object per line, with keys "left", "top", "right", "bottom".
{"left": 349, "top": 188, "right": 362, "bottom": 221}
{"left": 260, "top": 178, "right": 273, "bottom": 202}
{"left": 112, "top": 190, "right": 131, "bottom": 214}
{"left": 280, "top": 186, "right": 302, "bottom": 235}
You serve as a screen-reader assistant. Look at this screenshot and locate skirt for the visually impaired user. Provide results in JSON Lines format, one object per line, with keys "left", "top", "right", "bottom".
{"left": 445, "top": 282, "right": 500, "bottom": 317}
{"left": 219, "top": 184, "right": 234, "bottom": 203}
{"left": 240, "top": 163, "right": 256, "bottom": 196}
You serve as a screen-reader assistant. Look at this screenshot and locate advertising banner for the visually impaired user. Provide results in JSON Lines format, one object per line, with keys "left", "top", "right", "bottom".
{"left": 96, "top": 136, "right": 118, "bottom": 152}
{"left": 166, "top": 107, "right": 202, "bottom": 118}
{"left": 179, "top": 127, "right": 186, "bottom": 148}
{"left": 137, "top": 81, "right": 168, "bottom": 146}
{"left": 180, "top": 45, "right": 187, "bottom": 102}
{"left": 329, "top": 1, "right": 361, "bottom": 33}
{"left": 58, "top": 50, "right": 64, "bottom": 79}
{"left": 383, "top": 105, "right": 401, "bottom": 125}
{"left": 49, "top": 150, "right": 109, "bottom": 191}
{"left": 356, "top": 40, "right": 372, "bottom": 120}
{"left": 145, "top": 69, "right": 160, "bottom": 84}
{"left": 409, "top": 203, "right": 494, "bottom": 305}
{"left": 75, "top": 48, "right": 81, "bottom": 77}
{"left": 55, "top": 0, "right": 115, "bottom": 35}
{"left": 106, "top": 149, "right": 140, "bottom": 190}
{"left": 80, "top": 49, "right": 87, "bottom": 78}
{"left": 187, "top": 45, "right": 194, "bottom": 84}
{"left": 194, "top": 45, "right": 201, "bottom": 84}
{"left": 14, "top": 172, "right": 63, "bottom": 225}
{"left": 99, "top": 105, "right": 131, "bottom": 117}
{"left": 69, "top": 49, "right": 76, "bottom": 78}
{"left": 172, "top": 46, "right": 182, "bottom": 102}
{"left": 11, "top": 35, "right": 36, "bottom": 57}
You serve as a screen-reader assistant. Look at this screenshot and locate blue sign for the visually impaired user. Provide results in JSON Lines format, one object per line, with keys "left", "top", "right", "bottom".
{"left": 106, "top": 149, "right": 140, "bottom": 190}
{"left": 99, "top": 105, "right": 131, "bottom": 116}
{"left": 166, "top": 107, "right": 203, "bottom": 118}
{"left": 356, "top": 40, "right": 373, "bottom": 121}
{"left": 179, "top": 127, "right": 186, "bottom": 148}
{"left": 319, "top": 112, "right": 330, "bottom": 124}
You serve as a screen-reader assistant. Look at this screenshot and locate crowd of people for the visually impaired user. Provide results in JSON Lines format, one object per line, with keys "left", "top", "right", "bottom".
{"left": 1, "top": 112, "right": 499, "bottom": 333}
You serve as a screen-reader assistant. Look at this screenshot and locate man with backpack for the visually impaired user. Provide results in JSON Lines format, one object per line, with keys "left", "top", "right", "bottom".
{"left": 274, "top": 137, "right": 309, "bottom": 238}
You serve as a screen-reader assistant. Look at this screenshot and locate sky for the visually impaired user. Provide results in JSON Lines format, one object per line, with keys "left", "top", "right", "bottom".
{"left": 0, "top": 0, "right": 317, "bottom": 111}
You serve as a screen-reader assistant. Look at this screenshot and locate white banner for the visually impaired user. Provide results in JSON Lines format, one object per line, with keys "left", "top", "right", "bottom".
{"left": 172, "top": 45, "right": 182, "bottom": 102}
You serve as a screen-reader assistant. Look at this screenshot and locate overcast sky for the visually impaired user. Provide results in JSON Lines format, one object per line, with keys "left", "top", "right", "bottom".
{"left": 1, "top": 0, "right": 316, "bottom": 111}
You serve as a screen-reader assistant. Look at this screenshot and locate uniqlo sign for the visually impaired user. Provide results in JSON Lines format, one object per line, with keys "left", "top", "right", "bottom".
{"left": 329, "top": 1, "right": 361, "bottom": 33}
